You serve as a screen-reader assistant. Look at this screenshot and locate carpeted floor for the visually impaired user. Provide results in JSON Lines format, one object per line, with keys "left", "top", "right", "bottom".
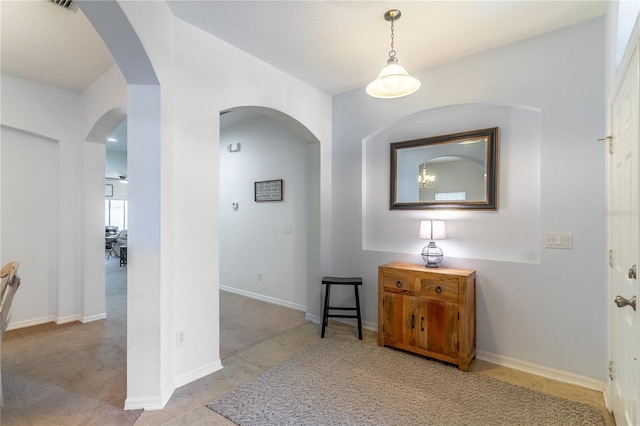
{"left": 1, "top": 259, "right": 139, "bottom": 425}
{"left": 219, "top": 290, "right": 308, "bottom": 359}
{"left": 1, "top": 259, "right": 308, "bottom": 425}
{"left": 209, "top": 338, "right": 605, "bottom": 426}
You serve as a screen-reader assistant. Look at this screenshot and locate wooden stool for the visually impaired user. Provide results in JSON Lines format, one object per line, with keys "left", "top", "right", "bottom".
{"left": 321, "top": 276, "right": 363, "bottom": 340}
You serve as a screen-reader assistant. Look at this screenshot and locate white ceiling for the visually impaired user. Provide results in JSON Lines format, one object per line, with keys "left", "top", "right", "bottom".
{"left": 0, "top": 1, "right": 114, "bottom": 92}
{"left": 167, "top": 1, "right": 608, "bottom": 95}
{"left": 2, "top": 0, "right": 608, "bottom": 156}
{"left": 2, "top": 0, "right": 607, "bottom": 97}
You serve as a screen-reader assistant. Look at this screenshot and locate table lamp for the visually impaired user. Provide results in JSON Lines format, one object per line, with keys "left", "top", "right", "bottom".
{"left": 419, "top": 220, "right": 446, "bottom": 268}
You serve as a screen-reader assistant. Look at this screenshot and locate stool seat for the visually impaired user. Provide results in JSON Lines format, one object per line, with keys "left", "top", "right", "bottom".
{"left": 322, "top": 277, "right": 362, "bottom": 285}
{"left": 321, "top": 276, "right": 363, "bottom": 340}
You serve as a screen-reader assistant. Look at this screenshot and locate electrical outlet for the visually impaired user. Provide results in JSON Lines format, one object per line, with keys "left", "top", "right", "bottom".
{"left": 257, "top": 272, "right": 263, "bottom": 281}
{"left": 176, "top": 330, "right": 186, "bottom": 347}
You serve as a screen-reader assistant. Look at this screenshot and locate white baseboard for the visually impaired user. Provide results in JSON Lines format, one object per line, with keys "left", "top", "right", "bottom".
{"left": 172, "top": 360, "right": 223, "bottom": 390}
{"left": 57, "top": 314, "right": 83, "bottom": 325}
{"left": 305, "top": 313, "right": 321, "bottom": 323}
{"left": 124, "top": 396, "right": 164, "bottom": 411}
{"left": 134, "top": 360, "right": 224, "bottom": 411}
{"left": 476, "top": 350, "right": 606, "bottom": 392}
{"left": 305, "top": 315, "right": 604, "bottom": 393}
{"left": 7, "top": 312, "right": 106, "bottom": 330}
{"left": 83, "top": 313, "right": 107, "bottom": 323}
{"left": 6, "top": 315, "right": 56, "bottom": 330}
{"left": 220, "top": 285, "right": 306, "bottom": 312}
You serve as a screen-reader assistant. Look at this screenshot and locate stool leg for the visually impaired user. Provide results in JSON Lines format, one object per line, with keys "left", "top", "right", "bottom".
{"left": 321, "top": 284, "right": 331, "bottom": 338}
{"left": 354, "top": 285, "right": 362, "bottom": 340}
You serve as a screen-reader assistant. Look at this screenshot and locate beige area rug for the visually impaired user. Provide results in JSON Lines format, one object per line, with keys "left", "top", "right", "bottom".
{"left": 220, "top": 290, "right": 308, "bottom": 359}
{"left": 208, "top": 339, "right": 604, "bottom": 426}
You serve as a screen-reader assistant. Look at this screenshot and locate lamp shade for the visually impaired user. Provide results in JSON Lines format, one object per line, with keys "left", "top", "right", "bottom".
{"left": 419, "top": 220, "right": 446, "bottom": 240}
{"left": 366, "top": 61, "right": 421, "bottom": 99}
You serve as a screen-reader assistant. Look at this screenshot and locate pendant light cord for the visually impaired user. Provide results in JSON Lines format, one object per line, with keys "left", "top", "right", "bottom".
{"left": 389, "top": 17, "right": 396, "bottom": 60}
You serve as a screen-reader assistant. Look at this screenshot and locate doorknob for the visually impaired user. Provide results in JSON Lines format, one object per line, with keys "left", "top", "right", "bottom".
{"left": 629, "top": 265, "right": 637, "bottom": 279}
{"left": 615, "top": 295, "right": 637, "bottom": 311}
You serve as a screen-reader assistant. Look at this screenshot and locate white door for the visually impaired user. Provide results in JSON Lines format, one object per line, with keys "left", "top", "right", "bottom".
{"left": 610, "top": 44, "right": 639, "bottom": 426}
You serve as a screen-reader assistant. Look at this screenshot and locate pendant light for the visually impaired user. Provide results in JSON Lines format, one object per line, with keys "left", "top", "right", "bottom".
{"left": 366, "top": 9, "right": 421, "bottom": 99}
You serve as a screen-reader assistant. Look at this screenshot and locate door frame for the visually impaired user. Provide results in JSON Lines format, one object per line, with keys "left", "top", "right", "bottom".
{"left": 606, "top": 13, "right": 640, "bottom": 418}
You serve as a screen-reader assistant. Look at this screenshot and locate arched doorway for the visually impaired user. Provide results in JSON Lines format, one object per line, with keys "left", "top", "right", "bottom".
{"left": 79, "top": 1, "right": 163, "bottom": 409}
{"left": 218, "top": 106, "right": 321, "bottom": 356}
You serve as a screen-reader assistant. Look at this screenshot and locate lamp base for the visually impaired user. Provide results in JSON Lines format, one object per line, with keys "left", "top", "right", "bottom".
{"left": 421, "top": 242, "right": 443, "bottom": 268}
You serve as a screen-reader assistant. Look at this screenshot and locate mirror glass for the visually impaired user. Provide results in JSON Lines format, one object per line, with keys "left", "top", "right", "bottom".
{"left": 390, "top": 127, "right": 498, "bottom": 210}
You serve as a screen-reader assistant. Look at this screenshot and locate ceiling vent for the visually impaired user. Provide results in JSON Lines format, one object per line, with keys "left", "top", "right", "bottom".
{"left": 49, "top": 0, "right": 78, "bottom": 12}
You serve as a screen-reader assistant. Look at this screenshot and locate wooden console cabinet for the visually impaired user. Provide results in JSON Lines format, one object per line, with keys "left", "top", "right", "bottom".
{"left": 378, "top": 262, "right": 476, "bottom": 371}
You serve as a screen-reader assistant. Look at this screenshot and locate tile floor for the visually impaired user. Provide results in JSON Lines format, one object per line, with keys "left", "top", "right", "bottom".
{"left": 134, "top": 320, "right": 615, "bottom": 426}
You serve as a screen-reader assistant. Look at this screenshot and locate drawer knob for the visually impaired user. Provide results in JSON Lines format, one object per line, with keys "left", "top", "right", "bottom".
{"left": 435, "top": 286, "right": 442, "bottom": 294}
{"left": 396, "top": 281, "right": 402, "bottom": 288}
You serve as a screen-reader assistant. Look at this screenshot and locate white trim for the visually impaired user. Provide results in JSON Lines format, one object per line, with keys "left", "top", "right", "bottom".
{"left": 220, "top": 285, "right": 306, "bottom": 312}
{"left": 307, "top": 313, "right": 605, "bottom": 392}
{"left": 82, "top": 313, "right": 107, "bottom": 323}
{"left": 6, "top": 315, "right": 56, "bottom": 330}
{"left": 476, "top": 350, "right": 606, "bottom": 392}
{"left": 131, "top": 360, "right": 224, "bottom": 411}
{"left": 0, "top": 124, "right": 58, "bottom": 143}
{"left": 56, "top": 314, "right": 83, "bottom": 325}
{"left": 6, "top": 312, "right": 106, "bottom": 330}
{"left": 605, "top": 10, "right": 640, "bottom": 415}
{"left": 172, "top": 360, "right": 223, "bottom": 389}
{"left": 305, "top": 313, "right": 321, "bottom": 323}
{"left": 123, "top": 396, "right": 164, "bottom": 411}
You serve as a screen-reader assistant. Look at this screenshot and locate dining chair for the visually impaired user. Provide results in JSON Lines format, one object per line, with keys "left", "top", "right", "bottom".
{"left": 105, "top": 239, "right": 118, "bottom": 259}
{"left": 0, "top": 260, "right": 20, "bottom": 407}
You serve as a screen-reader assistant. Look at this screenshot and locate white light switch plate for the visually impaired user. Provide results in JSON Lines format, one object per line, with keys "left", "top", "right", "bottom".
{"left": 545, "top": 233, "right": 573, "bottom": 249}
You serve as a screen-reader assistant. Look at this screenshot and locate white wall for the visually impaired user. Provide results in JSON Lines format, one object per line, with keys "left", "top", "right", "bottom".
{"left": 219, "top": 113, "right": 320, "bottom": 310}
{"left": 81, "top": 1, "right": 333, "bottom": 409}
{"left": 1, "top": 126, "right": 59, "bottom": 323}
{"left": 6, "top": 0, "right": 613, "bottom": 410}
{"left": 332, "top": 18, "right": 606, "bottom": 387}
{"left": 106, "top": 150, "right": 127, "bottom": 177}
{"left": 105, "top": 148, "right": 128, "bottom": 201}
{"left": 0, "top": 75, "right": 106, "bottom": 327}
{"left": 105, "top": 180, "right": 128, "bottom": 201}
{"left": 366, "top": 104, "right": 540, "bottom": 262}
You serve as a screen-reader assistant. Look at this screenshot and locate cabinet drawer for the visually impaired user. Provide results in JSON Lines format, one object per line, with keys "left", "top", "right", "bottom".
{"left": 381, "top": 272, "right": 419, "bottom": 292}
{"left": 420, "top": 278, "right": 458, "bottom": 300}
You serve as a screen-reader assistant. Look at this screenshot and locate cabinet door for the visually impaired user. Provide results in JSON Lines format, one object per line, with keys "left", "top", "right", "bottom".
{"left": 404, "top": 295, "right": 421, "bottom": 347}
{"left": 384, "top": 292, "right": 423, "bottom": 347}
{"left": 415, "top": 297, "right": 459, "bottom": 357}
{"left": 382, "top": 292, "right": 405, "bottom": 346}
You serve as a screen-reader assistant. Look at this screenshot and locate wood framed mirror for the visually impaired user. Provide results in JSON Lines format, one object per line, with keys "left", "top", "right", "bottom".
{"left": 390, "top": 127, "right": 498, "bottom": 210}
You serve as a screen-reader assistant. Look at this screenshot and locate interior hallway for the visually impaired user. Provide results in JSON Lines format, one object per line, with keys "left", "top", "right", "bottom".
{"left": 1, "top": 259, "right": 614, "bottom": 425}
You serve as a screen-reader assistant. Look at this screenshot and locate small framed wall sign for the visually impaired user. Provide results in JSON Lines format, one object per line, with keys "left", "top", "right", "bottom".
{"left": 105, "top": 184, "right": 113, "bottom": 197}
{"left": 255, "top": 179, "right": 283, "bottom": 202}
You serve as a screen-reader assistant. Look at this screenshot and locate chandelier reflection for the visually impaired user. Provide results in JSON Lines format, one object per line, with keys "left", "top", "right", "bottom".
{"left": 418, "top": 166, "right": 436, "bottom": 189}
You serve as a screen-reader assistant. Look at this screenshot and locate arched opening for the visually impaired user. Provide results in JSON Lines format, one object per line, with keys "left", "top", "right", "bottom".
{"left": 79, "top": 2, "right": 163, "bottom": 409}
{"left": 219, "top": 106, "right": 321, "bottom": 356}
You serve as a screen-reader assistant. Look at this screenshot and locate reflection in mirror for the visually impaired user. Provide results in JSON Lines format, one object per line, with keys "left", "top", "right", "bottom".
{"left": 391, "top": 128, "right": 498, "bottom": 210}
